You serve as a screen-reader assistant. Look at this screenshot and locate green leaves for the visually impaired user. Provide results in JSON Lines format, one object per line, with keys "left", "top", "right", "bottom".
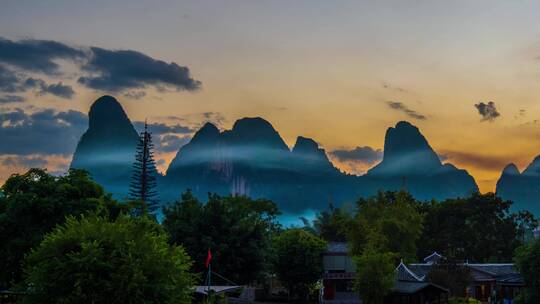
{"left": 163, "top": 190, "right": 280, "bottom": 284}
{"left": 417, "top": 192, "right": 533, "bottom": 262}
{"left": 349, "top": 191, "right": 423, "bottom": 261}
{"left": 353, "top": 249, "right": 396, "bottom": 304}
{"left": 22, "top": 215, "right": 194, "bottom": 304}
{"left": 272, "top": 228, "right": 326, "bottom": 300}
{"left": 514, "top": 238, "right": 540, "bottom": 304}
{"left": 348, "top": 191, "right": 423, "bottom": 303}
{"left": 0, "top": 168, "right": 123, "bottom": 288}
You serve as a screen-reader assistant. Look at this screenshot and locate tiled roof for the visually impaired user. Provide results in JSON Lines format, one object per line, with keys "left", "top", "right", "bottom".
{"left": 327, "top": 242, "right": 348, "bottom": 254}
{"left": 423, "top": 252, "right": 443, "bottom": 264}
{"left": 404, "top": 262, "right": 522, "bottom": 285}
{"left": 407, "top": 264, "right": 432, "bottom": 279}
{"left": 396, "top": 261, "right": 425, "bottom": 282}
{"left": 467, "top": 264, "right": 517, "bottom": 276}
{"left": 393, "top": 281, "right": 448, "bottom": 294}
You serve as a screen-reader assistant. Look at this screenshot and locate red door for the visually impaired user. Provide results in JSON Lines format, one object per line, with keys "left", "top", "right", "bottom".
{"left": 323, "top": 279, "right": 335, "bottom": 300}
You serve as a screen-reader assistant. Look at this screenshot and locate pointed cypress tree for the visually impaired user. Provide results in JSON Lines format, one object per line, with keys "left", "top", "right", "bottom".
{"left": 129, "top": 121, "right": 158, "bottom": 214}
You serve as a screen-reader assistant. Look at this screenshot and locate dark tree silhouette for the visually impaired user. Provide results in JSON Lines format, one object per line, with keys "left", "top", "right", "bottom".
{"left": 129, "top": 121, "right": 158, "bottom": 214}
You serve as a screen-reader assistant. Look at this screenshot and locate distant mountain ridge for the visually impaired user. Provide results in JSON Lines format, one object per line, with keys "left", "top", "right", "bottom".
{"left": 496, "top": 157, "right": 540, "bottom": 215}
{"left": 71, "top": 96, "right": 480, "bottom": 214}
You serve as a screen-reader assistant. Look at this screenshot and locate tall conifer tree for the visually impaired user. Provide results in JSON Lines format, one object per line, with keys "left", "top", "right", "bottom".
{"left": 129, "top": 121, "right": 158, "bottom": 213}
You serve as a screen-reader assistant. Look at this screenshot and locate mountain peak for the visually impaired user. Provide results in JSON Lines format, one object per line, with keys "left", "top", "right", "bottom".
{"left": 502, "top": 163, "right": 520, "bottom": 176}
{"left": 228, "top": 117, "right": 288, "bottom": 150}
{"left": 292, "top": 136, "right": 320, "bottom": 154}
{"left": 232, "top": 117, "right": 275, "bottom": 131}
{"left": 88, "top": 95, "right": 132, "bottom": 131}
{"left": 191, "top": 122, "right": 220, "bottom": 143}
{"left": 368, "top": 121, "right": 442, "bottom": 176}
{"left": 395, "top": 120, "right": 416, "bottom": 129}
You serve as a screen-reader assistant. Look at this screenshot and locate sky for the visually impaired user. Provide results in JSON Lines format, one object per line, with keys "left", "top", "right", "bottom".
{"left": 2, "top": 0, "right": 540, "bottom": 192}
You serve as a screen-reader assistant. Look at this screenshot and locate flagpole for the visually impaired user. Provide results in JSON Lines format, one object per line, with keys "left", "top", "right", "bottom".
{"left": 207, "top": 263, "right": 211, "bottom": 304}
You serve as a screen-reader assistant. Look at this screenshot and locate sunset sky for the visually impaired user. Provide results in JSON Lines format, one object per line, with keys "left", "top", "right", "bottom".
{"left": 3, "top": 0, "right": 540, "bottom": 192}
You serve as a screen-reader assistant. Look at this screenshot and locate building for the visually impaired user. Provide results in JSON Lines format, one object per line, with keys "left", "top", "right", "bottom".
{"left": 321, "top": 243, "right": 524, "bottom": 304}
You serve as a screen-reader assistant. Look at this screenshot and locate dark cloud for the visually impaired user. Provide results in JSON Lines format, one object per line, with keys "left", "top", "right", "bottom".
{"left": 474, "top": 101, "right": 500, "bottom": 122}
{"left": 123, "top": 91, "right": 146, "bottom": 100}
{"left": 330, "top": 146, "right": 383, "bottom": 164}
{"left": 440, "top": 150, "right": 510, "bottom": 171}
{"left": 202, "top": 111, "right": 227, "bottom": 126}
{"left": 133, "top": 121, "right": 194, "bottom": 153}
{"left": 0, "top": 37, "right": 202, "bottom": 99}
{"left": 0, "top": 65, "right": 75, "bottom": 98}
{"left": 78, "top": 47, "right": 201, "bottom": 92}
{"left": 2, "top": 155, "right": 48, "bottom": 168}
{"left": 156, "top": 134, "right": 191, "bottom": 152}
{"left": 42, "top": 82, "right": 75, "bottom": 98}
{"left": 0, "top": 94, "right": 25, "bottom": 103}
{"left": 0, "top": 108, "right": 87, "bottom": 155}
{"left": 0, "top": 64, "right": 22, "bottom": 93}
{"left": 25, "top": 78, "right": 75, "bottom": 98}
{"left": 387, "top": 101, "right": 426, "bottom": 120}
{"left": 0, "top": 37, "right": 85, "bottom": 74}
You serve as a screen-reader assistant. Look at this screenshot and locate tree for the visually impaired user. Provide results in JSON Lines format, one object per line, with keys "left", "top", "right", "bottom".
{"left": 163, "top": 191, "right": 280, "bottom": 284}
{"left": 129, "top": 121, "right": 159, "bottom": 213}
{"left": 427, "top": 258, "right": 471, "bottom": 297}
{"left": 353, "top": 248, "right": 395, "bottom": 304}
{"left": 349, "top": 191, "right": 423, "bottom": 261}
{"left": 514, "top": 238, "right": 540, "bottom": 304}
{"left": 22, "top": 215, "right": 194, "bottom": 304}
{"left": 348, "top": 191, "right": 422, "bottom": 303}
{"left": 272, "top": 228, "right": 326, "bottom": 301}
{"left": 0, "top": 169, "right": 125, "bottom": 288}
{"left": 512, "top": 210, "right": 539, "bottom": 244}
{"left": 312, "top": 203, "right": 353, "bottom": 242}
{"left": 417, "top": 193, "right": 526, "bottom": 262}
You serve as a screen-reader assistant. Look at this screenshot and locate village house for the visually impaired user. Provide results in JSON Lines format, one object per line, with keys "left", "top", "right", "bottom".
{"left": 321, "top": 243, "right": 524, "bottom": 304}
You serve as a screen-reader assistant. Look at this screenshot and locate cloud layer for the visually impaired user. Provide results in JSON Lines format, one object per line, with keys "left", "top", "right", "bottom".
{"left": 330, "top": 146, "right": 383, "bottom": 164}
{"left": 387, "top": 101, "right": 426, "bottom": 120}
{"left": 0, "top": 108, "right": 87, "bottom": 155}
{"left": 78, "top": 47, "right": 201, "bottom": 92}
{"left": 0, "top": 37, "right": 202, "bottom": 101}
{"left": 0, "top": 38, "right": 85, "bottom": 73}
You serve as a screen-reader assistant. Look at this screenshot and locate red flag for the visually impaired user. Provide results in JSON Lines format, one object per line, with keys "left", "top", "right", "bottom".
{"left": 205, "top": 249, "right": 212, "bottom": 268}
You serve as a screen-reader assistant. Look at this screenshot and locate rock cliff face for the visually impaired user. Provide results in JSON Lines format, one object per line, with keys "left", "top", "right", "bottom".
{"left": 496, "top": 158, "right": 540, "bottom": 216}
{"left": 368, "top": 121, "right": 443, "bottom": 176}
{"left": 365, "top": 121, "right": 479, "bottom": 200}
{"left": 71, "top": 95, "right": 140, "bottom": 197}
{"left": 71, "top": 97, "right": 481, "bottom": 214}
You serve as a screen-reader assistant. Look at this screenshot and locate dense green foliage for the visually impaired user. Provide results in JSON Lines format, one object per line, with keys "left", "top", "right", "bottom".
{"left": 312, "top": 203, "right": 353, "bottom": 242}
{"left": 0, "top": 169, "right": 128, "bottom": 288}
{"left": 349, "top": 191, "right": 423, "bottom": 261}
{"left": 426, "top": 258, "right": 471, "bottom": 297}
{"left": 417, "top": 193, "right": 536, "bottom": 262}
{"left": 272, "top": 228, "right": 326, "bottom": 300}
{"left": 514, "top": 238, "right": 540, "bottom": 304}
{"left": 163, "top": 190, "right": 279, "bottom": 284}
{"left": 353, "top": 248, "right": 395, "bottom": 304}
{"left": 348, "top": 191, "right": 423, "bottom": 303}
{"left": 22, "top": 215, "right": 194, "bottom": 304}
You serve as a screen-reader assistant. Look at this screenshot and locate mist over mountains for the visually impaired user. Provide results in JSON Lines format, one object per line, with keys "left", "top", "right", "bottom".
{"left": 69, "top": 96, "right": 538, "bottom": 216}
